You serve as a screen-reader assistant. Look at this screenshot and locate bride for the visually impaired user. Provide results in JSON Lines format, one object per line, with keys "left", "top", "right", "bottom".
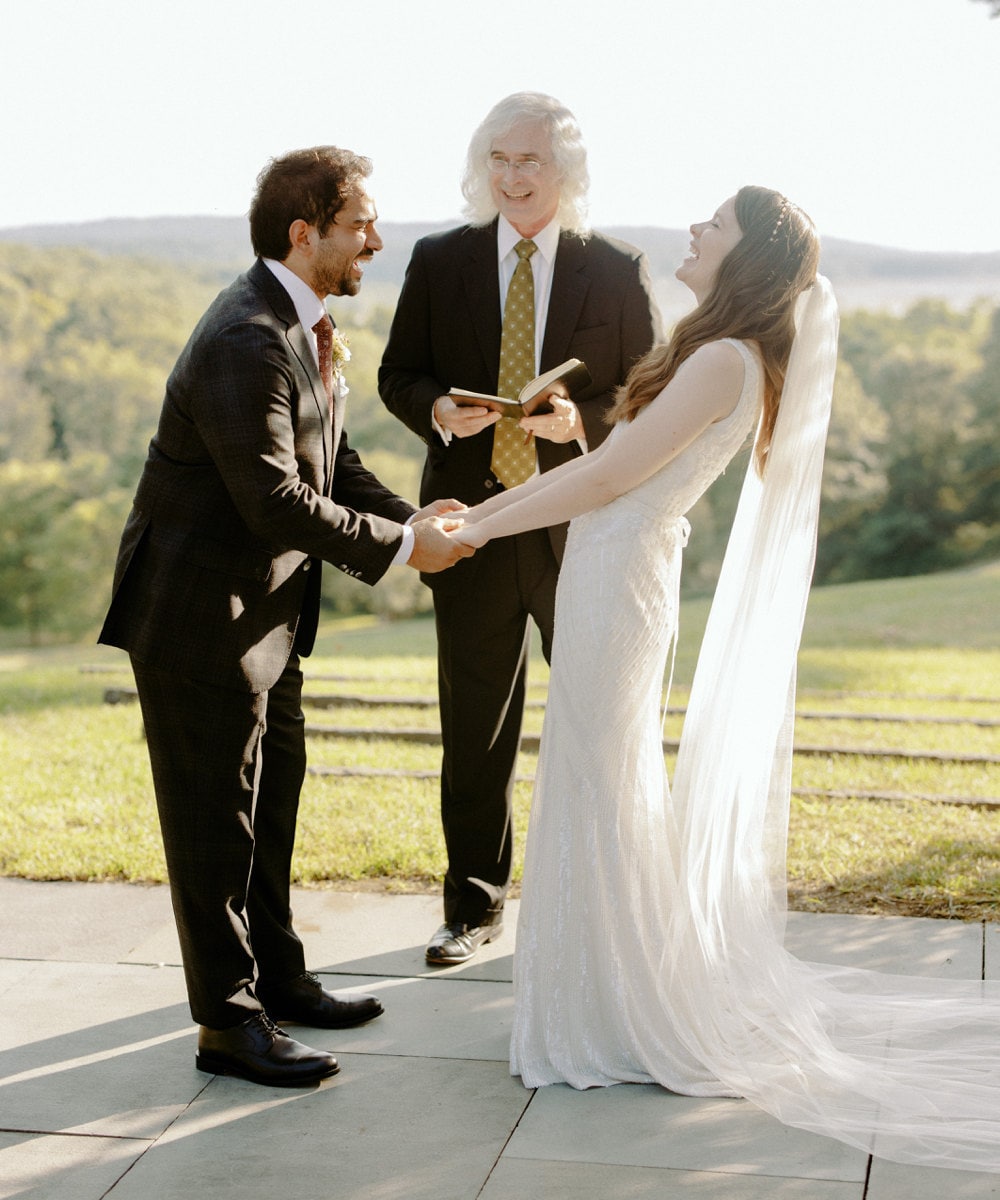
{"left": 451, "top": 185, "right": 1000, "bottom": 1173}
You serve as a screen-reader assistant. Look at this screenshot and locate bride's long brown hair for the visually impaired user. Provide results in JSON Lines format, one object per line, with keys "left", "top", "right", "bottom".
{"left": 608, "top": 186, "right": 820, "bottom": 475}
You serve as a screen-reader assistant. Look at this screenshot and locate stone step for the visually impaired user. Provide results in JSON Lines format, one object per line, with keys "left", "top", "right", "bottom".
{"left": 306, "top": 765, "right": 1000, "bottom": 809}
{"left": 102, "top": 686, "right": 1000, "bottom": 727}
{"left": 303, "top": 723, "right": 1000, "bottom": 766}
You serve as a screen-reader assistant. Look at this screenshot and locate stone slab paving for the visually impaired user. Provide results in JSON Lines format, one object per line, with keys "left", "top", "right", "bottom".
{"left": 1, "top": 879, "right": 998, "bottom": 1199}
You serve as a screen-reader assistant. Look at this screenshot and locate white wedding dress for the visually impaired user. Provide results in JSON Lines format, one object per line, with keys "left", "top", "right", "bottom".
{"left": 512, "top": 337, "right": 763, "bottom": 1094}
{"left": 509, "top": 326, "right": 1000, "bottom": 1172}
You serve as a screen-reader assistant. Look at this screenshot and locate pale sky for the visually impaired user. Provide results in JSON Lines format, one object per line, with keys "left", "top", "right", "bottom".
{"left": 3, "top": 0, "right": 998, "bottom": 253}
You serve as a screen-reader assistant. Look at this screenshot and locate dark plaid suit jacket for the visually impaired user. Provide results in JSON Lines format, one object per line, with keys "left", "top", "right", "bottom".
{"left": 100, "top": 259, "right": 415, "bottom": 692}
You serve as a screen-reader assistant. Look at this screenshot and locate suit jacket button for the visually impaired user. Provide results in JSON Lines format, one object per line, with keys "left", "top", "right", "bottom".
{"left": 302, "top": 561, "right": 311, "bottom": 571}
{"left": 484, "top": 479, "right": 495, "bottom": 490}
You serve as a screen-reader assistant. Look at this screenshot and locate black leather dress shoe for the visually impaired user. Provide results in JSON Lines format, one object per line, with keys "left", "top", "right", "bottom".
{"left": 196, "top": 1013, "right": 339, "bottom": 1087}
{"left": 256, "top": 971, "right": 384, "bottom": 1029}
{"left": 425, "top": 922, "right": 503, "bottom": 965}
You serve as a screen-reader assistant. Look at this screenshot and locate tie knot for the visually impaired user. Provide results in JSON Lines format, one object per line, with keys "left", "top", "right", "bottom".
{"left": 515, "top": 239, "right": 537, "bottom": 261}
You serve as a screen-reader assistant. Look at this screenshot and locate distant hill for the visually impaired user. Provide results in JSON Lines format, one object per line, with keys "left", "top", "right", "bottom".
{"left": 3, "top": 215, "right": 999, "bottom": 319}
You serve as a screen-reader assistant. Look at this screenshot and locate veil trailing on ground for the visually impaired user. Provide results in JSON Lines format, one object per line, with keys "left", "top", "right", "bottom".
{"left": 665, "top": 274, "right": 1000, "bottom": 1172}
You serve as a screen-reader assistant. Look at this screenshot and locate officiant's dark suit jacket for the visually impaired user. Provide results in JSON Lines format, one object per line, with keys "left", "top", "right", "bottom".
{"left": 378, "top": 219, "right": 661, "bottom": 929}
{"left": 379, "top": 220, "right": 661, "bottom": 564}
{"left": 99, "top": 259, "right": 415, "bottom": 1027}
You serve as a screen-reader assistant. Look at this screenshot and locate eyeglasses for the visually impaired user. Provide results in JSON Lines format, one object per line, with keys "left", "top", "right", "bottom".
{"left": 487, "top": 156, "right": 548, "bottom": 177}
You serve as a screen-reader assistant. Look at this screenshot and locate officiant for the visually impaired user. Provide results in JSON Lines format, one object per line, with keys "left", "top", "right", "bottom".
{"left": 379, "top": 91, "right": 661, "bottom": 967}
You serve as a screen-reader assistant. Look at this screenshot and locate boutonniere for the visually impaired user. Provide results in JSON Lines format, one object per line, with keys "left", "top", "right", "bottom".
{"left": 331, "top": 329, "right": 351, "bottom": 397}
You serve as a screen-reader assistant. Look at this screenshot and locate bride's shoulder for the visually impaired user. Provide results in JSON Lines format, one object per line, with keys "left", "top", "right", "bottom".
{"left": 661, "top": 340, "right": 749, "bottom": 424}
{"left": 680, "top": 340, "right": 748, "bottom": 390}
{"left": 685, "top": 337, "right": 752, "bottom": 362}
{"left": 703, "top": 337, "right": 759, "bottom": 364}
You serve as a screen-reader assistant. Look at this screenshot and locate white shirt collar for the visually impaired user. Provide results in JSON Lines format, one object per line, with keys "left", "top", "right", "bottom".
{"left": 262, "top": 257, "right": 327, "bottom": 334}
{"left": 497, "top": 215, "right": 560, "bottom": 265}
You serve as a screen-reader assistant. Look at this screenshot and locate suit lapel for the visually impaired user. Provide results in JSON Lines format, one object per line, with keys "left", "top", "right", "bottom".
{"left": 250, "top": 262, "right": 335, "bottom": 489}
{"left": 328, "top": 322, "right": 346, "bottom": 494}
{"left": 540, "top": 233, "right": 589, "bottom": 371}
{"left": 460, "top": 221, "right": 503, "bottom": 386}
{"left": 290, "top": 319, "right": 336, "bottom": 488}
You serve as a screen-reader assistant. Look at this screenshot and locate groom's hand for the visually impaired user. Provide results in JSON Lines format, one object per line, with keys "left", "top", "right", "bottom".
{"left": 408, "top": 515, "right": 475, "bottom": 572}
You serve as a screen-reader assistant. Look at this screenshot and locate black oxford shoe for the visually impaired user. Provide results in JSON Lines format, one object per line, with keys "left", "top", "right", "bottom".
{"left": 257, "top": 971, "right": 384, "bottom": 1029}
{"left": 196, "top": 1013, "right": 339, "bottom": 1087}
{"left": 425, "top": 922, "right": 503, "bottom": 966}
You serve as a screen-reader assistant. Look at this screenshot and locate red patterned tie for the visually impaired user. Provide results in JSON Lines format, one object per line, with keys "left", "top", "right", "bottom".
{"left": 312, "top": 316, "right": 335, "bottom": 415}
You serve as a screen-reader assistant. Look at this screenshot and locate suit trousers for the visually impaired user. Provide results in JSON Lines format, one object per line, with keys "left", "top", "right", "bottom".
{"left": 130, "top": 654, "right": 308, "bottom": 1028}
{"left": 432, "top": 526, "right": 558, "bottom": 928}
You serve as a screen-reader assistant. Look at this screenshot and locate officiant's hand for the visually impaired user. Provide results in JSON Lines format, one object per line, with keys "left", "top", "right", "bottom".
{"left": 436, "top": 395, "right": 501, "bottom": 438}
{"left": 521, "top": 394, "right": 581, "bottom": 444}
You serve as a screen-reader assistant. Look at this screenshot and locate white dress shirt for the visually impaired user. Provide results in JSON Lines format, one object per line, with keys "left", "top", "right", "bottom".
{"left": 263, "top": 257, "right": 327, "bottom": 366}
{"left": 496, "top": 214, "right": 560, "bottom": 374}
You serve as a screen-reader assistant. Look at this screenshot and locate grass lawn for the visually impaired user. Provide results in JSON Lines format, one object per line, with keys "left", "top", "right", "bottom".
{"left": 1, "top": 561, "right": 998, "bottom": 919}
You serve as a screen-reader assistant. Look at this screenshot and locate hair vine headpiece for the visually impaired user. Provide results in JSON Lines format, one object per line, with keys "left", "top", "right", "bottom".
{"left": 768, "top": 199, "right": 793, "bottom": 244}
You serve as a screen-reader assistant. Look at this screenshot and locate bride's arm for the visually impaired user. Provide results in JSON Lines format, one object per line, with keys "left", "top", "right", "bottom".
{"left": 458, "top": 342, "right": 746, "bottom": 545}
{"left": 460, "top": 438, "right": 612, "bottom": 524}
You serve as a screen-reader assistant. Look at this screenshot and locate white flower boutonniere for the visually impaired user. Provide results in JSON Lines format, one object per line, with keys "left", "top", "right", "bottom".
{"left": 330, "top": 329, "right": 351, "bottom": 397}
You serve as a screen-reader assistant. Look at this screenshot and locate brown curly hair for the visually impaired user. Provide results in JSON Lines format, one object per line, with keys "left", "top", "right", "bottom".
{"left": 249, "top": 146, "right": 373, "bottom": 261}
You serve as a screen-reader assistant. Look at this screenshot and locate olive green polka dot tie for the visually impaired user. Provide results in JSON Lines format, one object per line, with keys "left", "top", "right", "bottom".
{"left": 491, "top": 238, "right": 538, "bottom": 488}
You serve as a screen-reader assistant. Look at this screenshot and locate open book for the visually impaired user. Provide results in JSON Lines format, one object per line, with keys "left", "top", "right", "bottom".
{"left": 450, "top": 358, "right": 592, "bottom": 418}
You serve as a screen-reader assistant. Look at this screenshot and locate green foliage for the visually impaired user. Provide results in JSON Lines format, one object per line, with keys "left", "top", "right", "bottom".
{"left": 816, "top": 360, "right": 889, "bottom": 581}
{"left": 0, "top": 455, "right": 131, "bottom": 643}
{"left": 961, "top": 307, "right": 1000, "bottom": 557}
{"left": 816, "top": 300, "right": 999, "bottom": 584}
{"left": 0, "top": 243, "right": 219, "bottom": 479}
{"left": 328, "top": 308, "right": 424, "bottom": 457}
{"left": 1, "top": 241, "right": 998, "bottom": 639}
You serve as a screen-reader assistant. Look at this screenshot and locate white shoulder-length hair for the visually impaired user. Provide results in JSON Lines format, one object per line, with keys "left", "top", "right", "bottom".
{"left": 460, "top": 92, "right": 590, "bottom": 236}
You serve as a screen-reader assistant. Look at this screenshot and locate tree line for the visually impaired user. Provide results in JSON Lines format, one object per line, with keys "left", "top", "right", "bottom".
{"left": 0, "top": 243, "right": 997, "bottom": 643}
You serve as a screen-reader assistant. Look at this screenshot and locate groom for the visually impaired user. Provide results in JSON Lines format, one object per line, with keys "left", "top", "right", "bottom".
{"left": 100, "top": 147, "right": 471, "bottom": 1086}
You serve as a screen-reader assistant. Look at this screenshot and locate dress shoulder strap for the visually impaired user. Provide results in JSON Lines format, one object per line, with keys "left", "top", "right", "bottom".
{"left": 716, "top": 338, "right": 762, "bottom": 416}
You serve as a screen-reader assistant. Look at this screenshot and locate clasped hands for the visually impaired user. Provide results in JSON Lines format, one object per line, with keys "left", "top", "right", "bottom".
{"left": 408, "top": 498, "right": 489, "bottom": 570}
{"left": 407, "top": 494, "right": 490, "bottom": 571}
{"left": 416, "top": 386, "right": 577, "bottom": 570}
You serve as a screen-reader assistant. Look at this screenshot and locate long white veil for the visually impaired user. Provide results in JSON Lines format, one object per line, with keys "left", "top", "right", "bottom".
{"left": 664, "top": 275, "right": 1000, "bottom": 1171}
